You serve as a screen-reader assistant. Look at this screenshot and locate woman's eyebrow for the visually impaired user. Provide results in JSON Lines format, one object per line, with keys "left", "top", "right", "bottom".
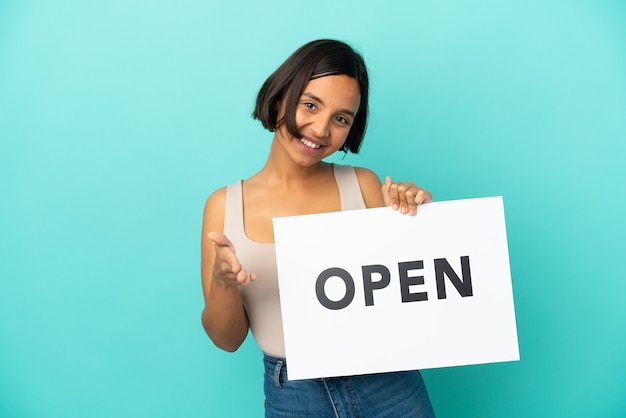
{"left": 302, "top": 92, "right": 356, "bottom": 117}
{"left": 303, "top": 92, "right": 323, "bottom": 104}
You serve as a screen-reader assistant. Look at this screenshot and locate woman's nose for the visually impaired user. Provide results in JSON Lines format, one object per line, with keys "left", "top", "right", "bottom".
{"left": 311, "top": 116, "right": 330, "bottom": 138}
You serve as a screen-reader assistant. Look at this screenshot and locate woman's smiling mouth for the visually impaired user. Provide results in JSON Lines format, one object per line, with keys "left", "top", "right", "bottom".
{"left": 300, "top": 138, "right": 321, "bottom": 149}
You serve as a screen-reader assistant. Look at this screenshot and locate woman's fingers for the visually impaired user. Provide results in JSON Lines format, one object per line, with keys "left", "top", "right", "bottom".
{"left": 381, "top": 176, "right": 393, "bottom": 207}
{"left": 208, "top": 232, "right": 256, "bottom": 285}
{"left": 383, "top": 177, "right": 432, "bottom": 216}
{"left": 395, "top": 181, "right": 415, "bottom": 214}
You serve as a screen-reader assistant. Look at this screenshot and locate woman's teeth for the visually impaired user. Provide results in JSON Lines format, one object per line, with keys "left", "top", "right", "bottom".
{"left": 300, "top": 138, "right": 321, "bottom": 149}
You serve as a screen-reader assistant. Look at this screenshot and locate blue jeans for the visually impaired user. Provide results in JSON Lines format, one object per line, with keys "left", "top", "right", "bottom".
{"left": 264, "top": 354, "right": 435, "bottom": 417}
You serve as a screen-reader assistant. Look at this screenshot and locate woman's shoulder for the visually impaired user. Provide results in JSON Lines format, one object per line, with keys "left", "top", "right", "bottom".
{"left": 350, "top": 165, "right": 385, "bottom": 208}
{"left": 203, "top": 186, "right": 228, "bottom": 218}
{"left": 204, "top": 177, "right": 243, "bottom": 207}
{"left": 332, "top": 163, "right": 378, "bottom": 181}
{"left": 202, "top": 186, "right": 229, "bottom": 234}
{"left": 205, "top": 186, "right": 227, "bottom": 205}
{"left": 352, "top": 166, "right": 381, "bottom": 185}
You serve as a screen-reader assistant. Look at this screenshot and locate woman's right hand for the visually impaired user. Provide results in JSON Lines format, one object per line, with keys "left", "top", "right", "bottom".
{"left": 208, "top": 232, "right": 256, "bottom": 286}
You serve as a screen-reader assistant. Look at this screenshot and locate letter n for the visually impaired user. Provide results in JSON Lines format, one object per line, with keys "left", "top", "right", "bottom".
{"left": 434, "top": 256, "right": 473, "bottom": 299}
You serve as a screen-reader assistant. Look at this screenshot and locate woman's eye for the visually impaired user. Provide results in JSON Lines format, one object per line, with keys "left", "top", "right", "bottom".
{"left": 336, "top": 116, "right": 350, "bottom": 125}
{"left": 303, "top": 102, "right": 316, "bottom": 110}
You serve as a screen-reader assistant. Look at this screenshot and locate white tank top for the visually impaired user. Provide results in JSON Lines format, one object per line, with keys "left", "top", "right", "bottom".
{"left": 223, "top": 164, "right": 367, "bottom": 357}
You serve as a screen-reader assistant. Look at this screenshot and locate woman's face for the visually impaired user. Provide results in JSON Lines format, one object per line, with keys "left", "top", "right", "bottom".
{"left": 276, "top": 74, "right": 361, "bottom": 166}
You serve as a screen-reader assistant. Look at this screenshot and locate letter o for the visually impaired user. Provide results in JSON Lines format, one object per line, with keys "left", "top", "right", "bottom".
{"left": 315, "top": 267, "right": 355, "bottom": 310}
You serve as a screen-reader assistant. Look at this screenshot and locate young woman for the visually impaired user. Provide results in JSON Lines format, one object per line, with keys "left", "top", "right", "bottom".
{"left": 201, "top": 39, "right": 435, "bottom": 417}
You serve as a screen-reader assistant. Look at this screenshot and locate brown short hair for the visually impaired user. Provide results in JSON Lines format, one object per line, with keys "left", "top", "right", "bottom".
{"left": 252, "top": 39, "right": 369, "bottom": 154}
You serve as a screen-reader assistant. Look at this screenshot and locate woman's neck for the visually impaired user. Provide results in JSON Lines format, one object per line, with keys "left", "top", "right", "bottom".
{"left": 252, "top": 138, "right": 332, "bottom": 186}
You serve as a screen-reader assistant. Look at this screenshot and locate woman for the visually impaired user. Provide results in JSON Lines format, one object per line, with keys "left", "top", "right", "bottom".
{"left": 201, "top": 39, "right": 435, "bottom": 417}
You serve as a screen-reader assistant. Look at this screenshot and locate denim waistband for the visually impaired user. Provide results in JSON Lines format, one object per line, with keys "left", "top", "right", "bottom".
{"left": 262, "top": 354, "right": 435, "bottom": 417}
{"left": 263, "top": 353, "right": 288, "bottom": 388}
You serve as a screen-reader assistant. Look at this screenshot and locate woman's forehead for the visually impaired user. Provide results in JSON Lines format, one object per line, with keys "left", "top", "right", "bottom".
{"left": 302, "top": 75, "right": 361, "bottom": 111}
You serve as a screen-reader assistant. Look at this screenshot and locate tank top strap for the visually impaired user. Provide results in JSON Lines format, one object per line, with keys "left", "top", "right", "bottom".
{"left": 224, "top": 181, "right": 247, "bottom": 242}
{"left": 332, "top": 164, "right": 367, "bottom": 211}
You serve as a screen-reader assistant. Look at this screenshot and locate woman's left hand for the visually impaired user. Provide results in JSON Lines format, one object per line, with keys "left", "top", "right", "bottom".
{"left": 382, "top": 176, "right": 432, "bottom": 216}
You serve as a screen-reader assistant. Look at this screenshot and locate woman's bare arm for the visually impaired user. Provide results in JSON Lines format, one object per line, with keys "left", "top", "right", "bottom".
{"left": 200, "top": 188, "right": 255, "bottom": 352}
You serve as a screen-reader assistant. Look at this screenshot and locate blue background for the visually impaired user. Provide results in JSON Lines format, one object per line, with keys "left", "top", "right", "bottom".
{"left": 1, "top": 1, "right": 625, "bottom": 416}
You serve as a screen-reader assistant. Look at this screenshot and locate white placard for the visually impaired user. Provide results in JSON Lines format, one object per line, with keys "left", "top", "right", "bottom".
{"left": 273, "top": 196, "right": 518, "bottom": 380}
